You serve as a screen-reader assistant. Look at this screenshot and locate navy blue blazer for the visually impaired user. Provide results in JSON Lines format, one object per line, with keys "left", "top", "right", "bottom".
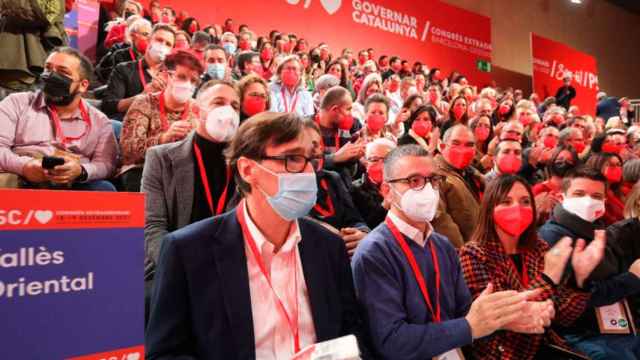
{"left": 145, "top": 209, "right": 368, "bottom": 360}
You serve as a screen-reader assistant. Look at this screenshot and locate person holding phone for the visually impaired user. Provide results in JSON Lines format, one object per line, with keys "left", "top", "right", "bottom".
{"left": 0, "top": 47, "right": 117, "bottom": 190}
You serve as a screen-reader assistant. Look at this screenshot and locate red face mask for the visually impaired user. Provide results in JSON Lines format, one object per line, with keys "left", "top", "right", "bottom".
{"left": 428, "top": 92, "right": 438, "bottom": 104}
{"left": 489, "top": 98, "right": 497, "bottom": 109}
{"left": 135, "top": 37, "right": 148, "bottom": 54}
{"left": 497, "top": 154, "right": 522, "bottom": 174}
{"left": 260, "top": 48, "right": 273, "bottom": 61}
{"left": 151, "top": 14, "right": 159, "bottom": 23}
{"left": 498, "top": 104, "right": 510, "bottom": 116}
{"left": 453, "top": 105, "right": 466, "bottom": 120}
{"left": 366, "top": 114, "right": 386, "bottom": 133}
{"left": 243, "top": 96, "right": 267, "bottom": 117}
{"left": 543, "top": 136, "right": 557, "bottom": 149}
{"left": 388, "top": 83, "right": 399, "bottom": 93}
{"left": 239, "top": 40, "right": 251, "bottom": 51}
{"left": 494, "top": 205, "right": 533, "bottom": 237}
{"left": 358, "top": 55, "right": 367, "bottom": 65}
{"left": 298, "top": 43, "right": 307, "bottom": 52}
{"left": 602, "top": 143, "right": 624, "bottom": 155}
{"left": 552, "top": 115, "right": 564, "bottom": 126}
{"left": 573, "top": 141, "right": 586, "bottom": 154}
{"left": 281, "top": 70, "right": 299, "bottom": 87}
{"left": 282, "top": 42, "right": 292, "bottom": 53}
{"left": 519, "top": 114, "right": 532, "bottom": 127}
{"left": 161, "top": 14, "right": 171, "bottom": 24}
{"left": 605, "top": 166, "right": 622, "bottom": 183}
{"left": 379, "top": 60, "right": 388, "bottom": 67}
{"left": 475, "top": 127, "right": 490, "bottom": 142}
{"left": 175, "top": 41, "right": 189, "bottom": 50}
{"left": 411, "top": 120, "right": 432, "bottom": 138}
{"left": 367, "top": 162, "right": 383, "bottom": 185}
{"left": 338, "top": 112, "right": 354, "bottom": 131}
{"left": 188, "top": 22, "right": 198, "bottom": 34}
{"left": 444, "top": 145, "right": 475, "bottom": 169}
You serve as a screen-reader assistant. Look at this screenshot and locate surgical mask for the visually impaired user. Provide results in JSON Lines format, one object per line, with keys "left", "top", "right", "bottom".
{"left": 392, "top": 183, "right": 439, "bottom": 223}
{"left": 562, "top": 196, "right": 605, "bottom": 223}
{"left": 204, "top": 105, "right": 239, "bottom": 142}
{"left": 207, "top": 63, "right": 226, "bottom": 80}
{"left": 255, "top": 162, "right": 318, "bottom": 220}
{"left": 222, "top": 42, "right": 237, "bottom": 55}
{"left": 148, "top": 42, "right": 171, "bottom": 62}
{"left": 42, "top": 71, "right": 77, "bottom": 106}
{"left": 170, "top": 81, "right": 194, "bottom": 103}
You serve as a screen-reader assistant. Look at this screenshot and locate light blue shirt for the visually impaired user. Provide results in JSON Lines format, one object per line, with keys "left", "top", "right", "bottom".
{"left": 269, "top": 81, "right": 314, "bottom": 117}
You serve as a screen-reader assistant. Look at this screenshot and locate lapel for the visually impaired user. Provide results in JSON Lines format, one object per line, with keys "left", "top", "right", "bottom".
{"left": 298, "top": 220, "right": 331, "bottom": 340}
{"left": 210, "top": 210, "right": 256, "bottom": 359}
{"left": 169, "top": 132, "right": 196, "bottom": 228}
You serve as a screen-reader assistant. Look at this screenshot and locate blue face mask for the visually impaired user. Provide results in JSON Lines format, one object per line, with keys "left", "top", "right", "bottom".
{"left": 207, "top": 63, "right": 226, "bottom": 80}
{"left": 222, "top": 42, "right": 237, "bottom": 55}
{"left": 255, "top": 162, "right": 317, "bottom": 220}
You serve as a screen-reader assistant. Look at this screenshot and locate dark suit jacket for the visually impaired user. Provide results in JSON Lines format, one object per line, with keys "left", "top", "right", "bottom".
{"left": 145, "top": 209, "right": 369, "bottom": 360}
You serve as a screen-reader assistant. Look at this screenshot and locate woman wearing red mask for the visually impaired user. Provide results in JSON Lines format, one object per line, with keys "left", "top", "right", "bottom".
{"left": 470, "top": 115, "right": 494, "bottom": 173}
{"left": 360, "top": 94, "right": 395, "bottom": 144}
{"left": 174, "top": 31, "right": 191, "bottom": 51}
{"left": 180, "top": 17, "right": 199, "bottom": 37}
{"left": 460, "top": 175, "right": 599, "bottom": 360}
{"left": 352, "top": 73, "right": 383, "bottom": 124}
{"left": 257, "top": 42, "right": 275, "bottom": 80}
{"left": 586, "top": 153, "right": 625, "bottom": 225}
{"left": 495, "top": 98, "right": 514, "bottom": 124}
{"left": 440, "top": 95, "right": 469, "bottom": 135}
{"left": 237, "top": 74, "right": 270, "bottom": 122}
{"left": 268, "top": 55, "right": 314, "bottom": 117}
{"left": 327, "top": 60, "right": 354, "bottom": 97}
{"left": 398, "top": 105, "right": 438, "bottom": 155}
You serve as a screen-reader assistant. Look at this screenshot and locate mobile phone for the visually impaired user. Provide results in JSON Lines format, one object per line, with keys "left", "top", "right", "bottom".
{"left": 349, "top": 132, "right": 360, "bottom": 143}
{"left": 42, "top": 156, "right": 65, "bottom": 170}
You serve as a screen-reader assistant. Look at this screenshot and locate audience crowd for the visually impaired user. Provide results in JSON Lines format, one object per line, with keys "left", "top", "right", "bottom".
{"left": 1, "top": 1, "right": 640, "bottom": 359}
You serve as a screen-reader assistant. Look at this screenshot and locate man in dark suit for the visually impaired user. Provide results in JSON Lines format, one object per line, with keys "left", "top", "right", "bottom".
{"left": 554, "top": 73, "right": 576, "bottom": 110}
{"left": 146, "top": 112, "right": 368, "bottom": 359}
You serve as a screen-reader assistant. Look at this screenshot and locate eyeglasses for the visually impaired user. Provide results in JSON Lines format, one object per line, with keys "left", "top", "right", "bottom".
{"left": 387, "top": 174, "right": 445, "bottom": 190}
{"left": 261, "top": 154, "right": 313, "bottom": 173}
{"left": 310, "top": 155, "right": 324, "bottom": 171}
{"left": 247, "top": 92, "right": 268, "bottom": 99}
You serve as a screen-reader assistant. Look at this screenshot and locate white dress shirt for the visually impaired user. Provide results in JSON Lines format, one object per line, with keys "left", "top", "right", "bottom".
{"left": 242, "top": 202, "right": 317, "bottom": 359}
{"left": 387, "top": 210, "right": 433, "bottom": 247}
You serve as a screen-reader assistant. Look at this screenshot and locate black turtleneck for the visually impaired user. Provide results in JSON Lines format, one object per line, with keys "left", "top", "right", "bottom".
{"left": 191, "top": 133, "right": 234, "bottom": 223}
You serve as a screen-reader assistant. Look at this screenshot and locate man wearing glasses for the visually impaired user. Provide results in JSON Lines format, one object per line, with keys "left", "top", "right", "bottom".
{"left": 146, "top": 112, "right": 369, "bottom": 359}
{"left": 352, "top": 144, "right": 539, "bottom": 359}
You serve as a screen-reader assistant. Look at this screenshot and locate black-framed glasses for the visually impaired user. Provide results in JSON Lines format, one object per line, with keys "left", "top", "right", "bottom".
{"left": 261, "top": 154, "right": 313, "bottom": 173}
{"left": 387, "top": 174, "right": 445, "bottom": 190}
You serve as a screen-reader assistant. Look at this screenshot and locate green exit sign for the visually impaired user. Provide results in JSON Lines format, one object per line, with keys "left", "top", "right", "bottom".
{"left": 477, "top": 60, "right": 491, "bottom": 72}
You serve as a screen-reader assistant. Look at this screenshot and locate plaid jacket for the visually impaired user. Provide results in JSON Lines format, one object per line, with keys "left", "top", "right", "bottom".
{"left": 459, "top": 237, "right": 591, "bottom": 359}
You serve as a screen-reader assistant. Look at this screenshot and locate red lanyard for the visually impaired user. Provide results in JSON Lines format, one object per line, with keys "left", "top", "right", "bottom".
{"left": 236, "top": 202, "right": 301, "bottom": 353}
{"left": 137, "top": 59, "right": 148, "bottom": 88}
{"left": 48, "top": 101, "right": 92, "bottom": 147}
{"left": 510, "top": 254, "right": 529, "bottom": 288}
{"left": 386, "top": 217, "right": 441, "bottom": 322}
{"left": 158, "top": 92, "right": 190, "bottom": 131}
{"left": 313, "top": 179, "right": 335, "bottom": 217}
{"left": 129, "top": 47, "right": 136, "bottom": 62}
{"left": 281, "top": 88, "right": 299, "bottom": 113}
{"left": 193, "top": 142, "right": 231, "bottom": 216}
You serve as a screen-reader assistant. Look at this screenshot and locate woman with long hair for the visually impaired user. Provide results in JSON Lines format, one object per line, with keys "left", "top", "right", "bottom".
{"left": 585, "top": 152, "right": 625, "bottom": 225}
{"left": 459, "top": 175, "right": 603, "bottom": 359}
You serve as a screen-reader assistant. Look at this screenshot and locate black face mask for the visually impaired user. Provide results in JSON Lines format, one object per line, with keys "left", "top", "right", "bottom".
{"left": 310, "top": 53, "right": 321, "bottom": 64}
{"left": 551, "top": 160, "right": 574, "bottom": 177}
{"left": 124, "top": 11, "right": 135, "bottom": 19}
{"left": 42, "top": 71, "right": 77, "bottom": 106}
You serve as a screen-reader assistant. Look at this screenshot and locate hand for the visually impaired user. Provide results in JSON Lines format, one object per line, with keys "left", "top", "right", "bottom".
{"left": 480, "top": 154, "right": 494, "bottom": 170}
{"left": 543, "top": 237, "right": 573, "bottom": 285}
{"left": 535, "top": 192, "right": 560, "bottom": 216}
{"left": 504, "top": 300, "right": 555, "bottom": 334}
{"left": 161, "top": 120, "right": 192, "bottom": 143}
{"left": 465, "top": 283, "right": 540, "bottom": 339}
{"left": 45, "top": 157, "right": 83, "bottom": 184}
{"left": 333, "top": 140, "right": 365, "bottom": 164}
{"left": 395, "top": 108, "right": 411, "bottom": 125}
{"left": 22, "top": 159, "right": 47, "bottom": 183}
{"left": 429, "top": 127, "right": 441, "bottom": 150}
{"left": 629, "top": 259, "right": 640, "bottom": 278}
{"left": 572, "top": 230, "right": 606, "bottom": 288}
{"left": 144, "top": 76, "right": 167, "bottom": 93}
{"left": 528, "top": 146, "right": 543, "bottom": 166}
{"left": 341, "top": 227, "right": 366, "bottom": 256}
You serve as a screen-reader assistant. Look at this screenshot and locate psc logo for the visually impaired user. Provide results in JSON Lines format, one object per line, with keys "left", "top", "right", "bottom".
{"left": 286, "top": 0, "right": 342, "bottom": 15}
{"left": 0, "top": 209, "right": 53, "bottom": 225}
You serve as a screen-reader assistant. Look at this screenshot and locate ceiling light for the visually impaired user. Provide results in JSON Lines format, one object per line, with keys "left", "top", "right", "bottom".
{"left": 571, "top": 0, "right": 582, "bottom": 4}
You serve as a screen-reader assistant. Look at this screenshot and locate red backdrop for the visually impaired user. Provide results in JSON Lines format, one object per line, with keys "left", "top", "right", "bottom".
{"left": 531, "top": 33, "right": 599, "bottom": 116}
{"left": 153, "top": 0, "right": 492, "bottom": 85}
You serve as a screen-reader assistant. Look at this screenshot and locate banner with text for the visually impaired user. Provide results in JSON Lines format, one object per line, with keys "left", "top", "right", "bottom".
{"left": 158, "top": 0, "right": 493, "bottom": 85}
{"left": 531, "top": 33, "right": 599, "bottom": 116}
{"left": 0, "top": 190, "right": 144, "bottom": 359}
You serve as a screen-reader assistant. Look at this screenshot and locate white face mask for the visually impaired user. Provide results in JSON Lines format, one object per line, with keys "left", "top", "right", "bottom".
{"left": 148, "top": 42, "right": 171, "bottom": 62}
{"left": 393, "top": 183, "right": 439, "bottom": 223}
{"left": 562, "top": 196, "right": 605, "bottom": 223}
{"left": 170, "top": 81, "right": 194, "bottom": 103}
{"left": 204, "top": 105, "right": 239, "bottom": 142}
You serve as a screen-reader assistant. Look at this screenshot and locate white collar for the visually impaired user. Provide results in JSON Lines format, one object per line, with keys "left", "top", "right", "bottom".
{"left": 387, "top": 210, "right": 432, "bottom": 247}
{"left": 242, "top": 201, "right": 302, "bottom": 255}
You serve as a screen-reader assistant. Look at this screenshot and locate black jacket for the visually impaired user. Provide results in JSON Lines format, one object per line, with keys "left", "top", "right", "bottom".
{"left": 310, "top": 170, "right": 369, "bottom": 232}
{"left": 350, "top": 175, "right": 387, "bottom": 229}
